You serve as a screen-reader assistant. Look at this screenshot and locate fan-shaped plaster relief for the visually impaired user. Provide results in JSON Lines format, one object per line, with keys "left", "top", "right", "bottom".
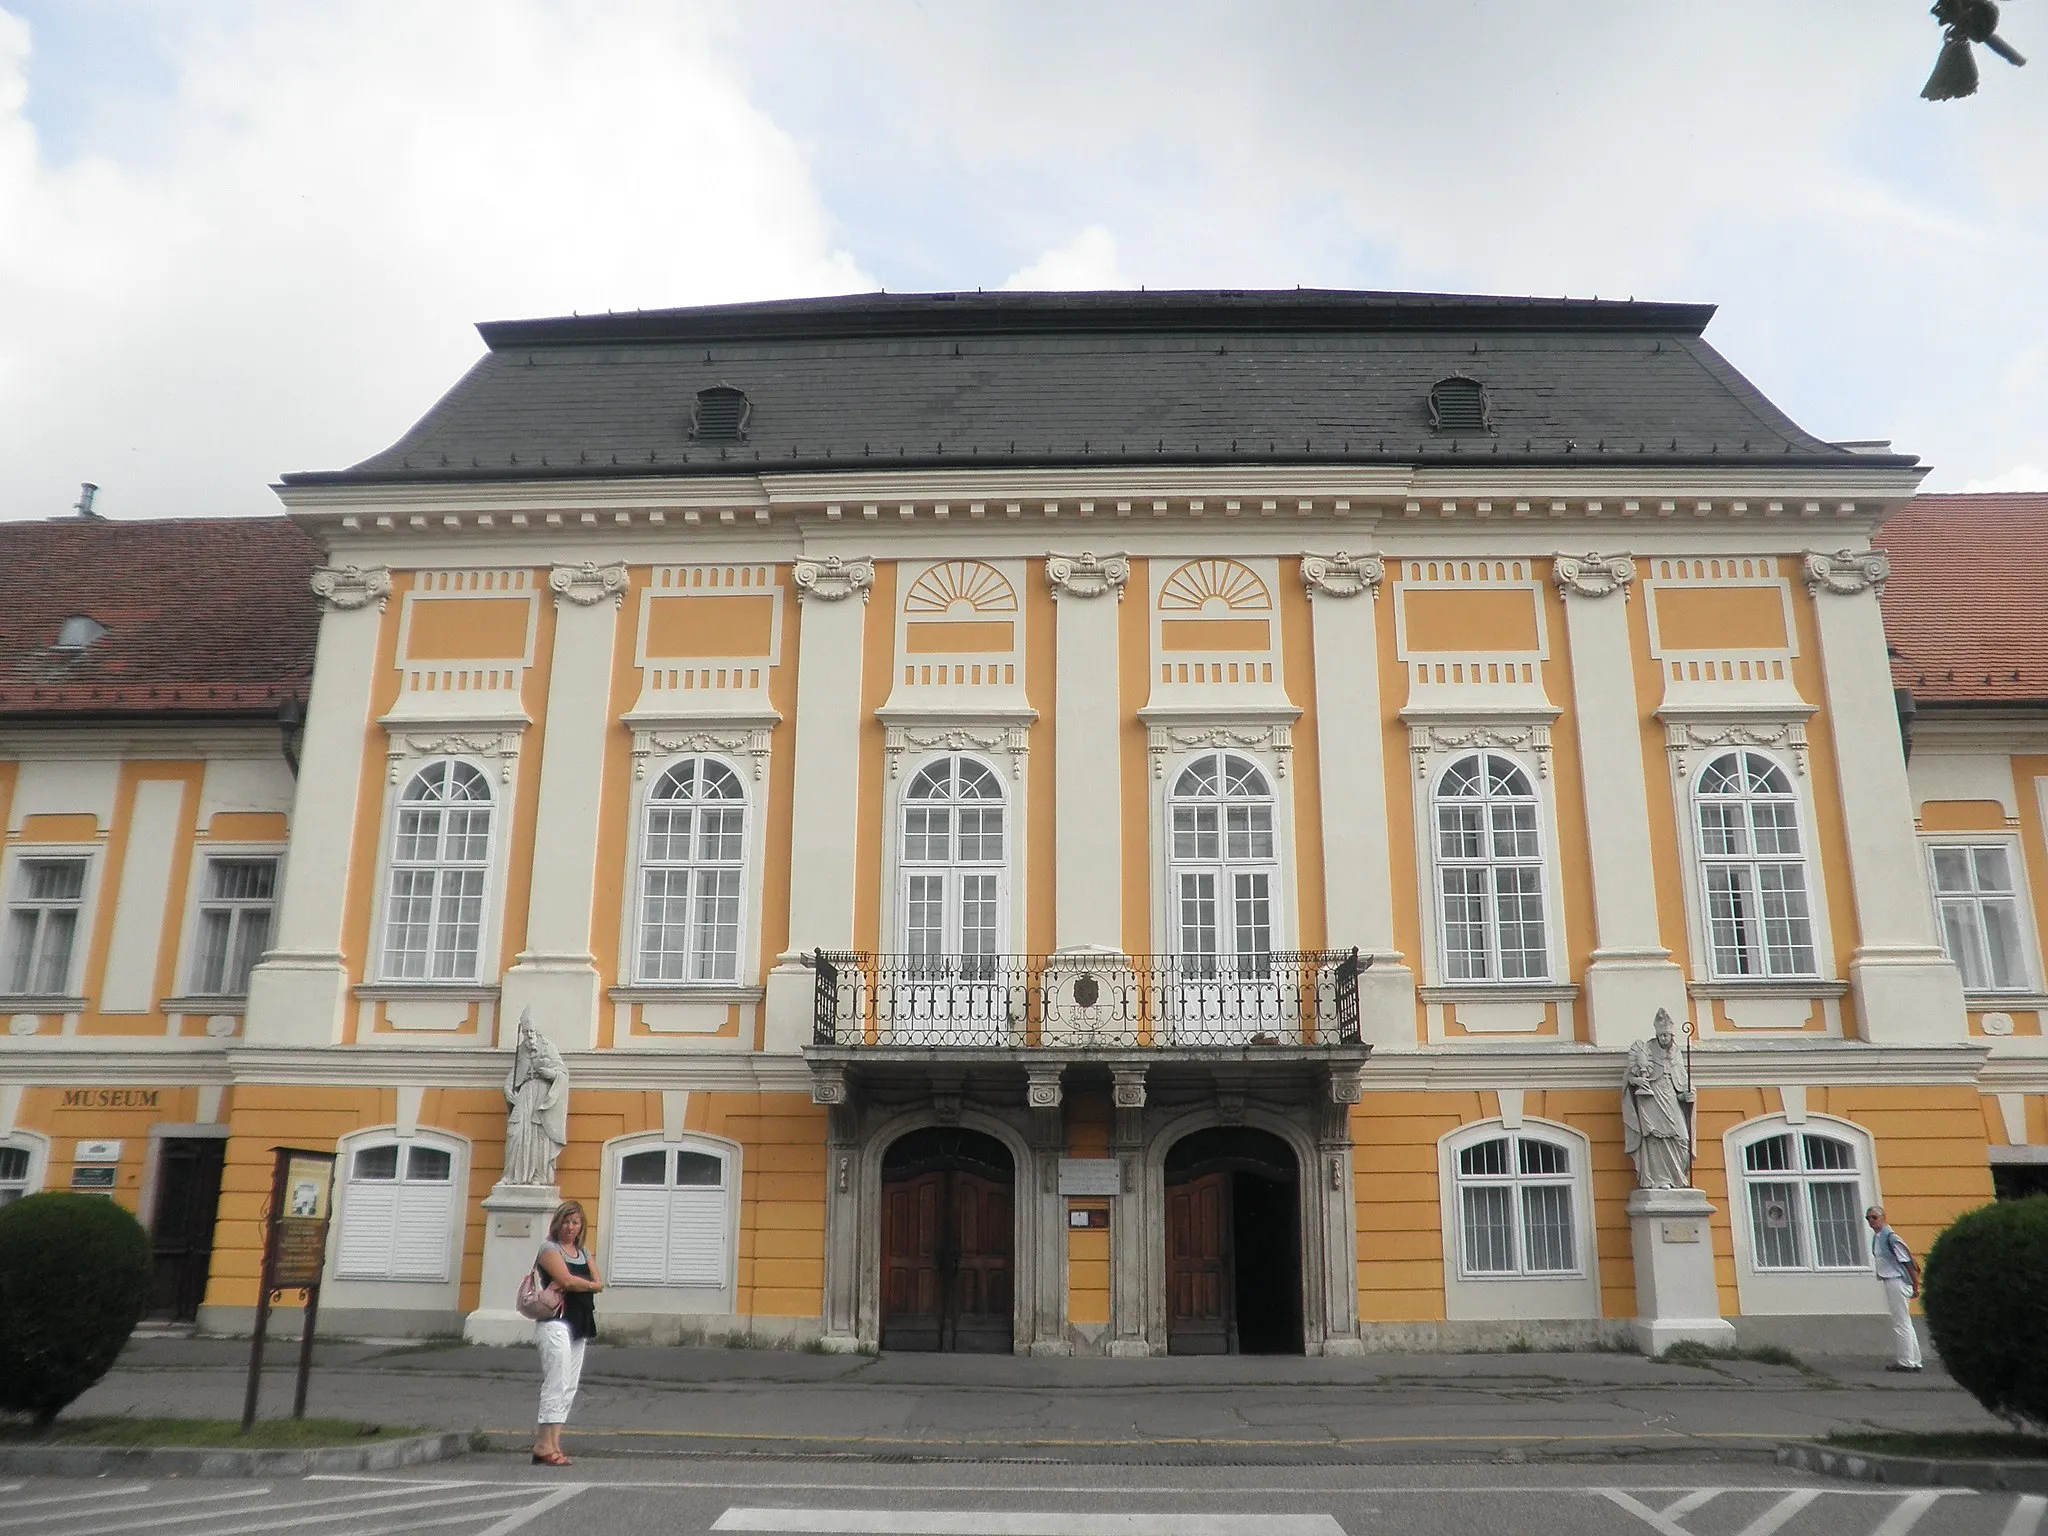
{"left": 895, "top": 560, "right": 1023, "bottom": 695}
{"left": 1151, "top": 558, "right": 1281, "bottom": 691}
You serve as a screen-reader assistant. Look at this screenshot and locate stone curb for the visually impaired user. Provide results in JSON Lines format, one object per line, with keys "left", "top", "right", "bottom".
{"left": 1776, "top": 1442, "right": 2048, "bottom": 1493}
{"left": 0, "top": 1430, "right": 468, "bottom": 1479}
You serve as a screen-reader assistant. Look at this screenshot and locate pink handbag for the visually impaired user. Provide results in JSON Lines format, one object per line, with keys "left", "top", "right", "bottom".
{"left": 516, "top": 1266, "right": 564, "bottom": 1322}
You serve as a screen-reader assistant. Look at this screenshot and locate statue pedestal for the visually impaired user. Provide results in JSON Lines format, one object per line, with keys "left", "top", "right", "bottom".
{"left": 1627, "top": 1187, "right": 1737, "bottom": 1355}
{"left": 463, "top": 1182, "right": 561, "bottom": 1345}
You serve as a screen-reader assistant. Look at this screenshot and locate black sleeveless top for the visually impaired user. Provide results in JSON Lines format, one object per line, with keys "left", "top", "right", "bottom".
{"left": 541, "top": 1243, "right": 598, "bottom": 1340}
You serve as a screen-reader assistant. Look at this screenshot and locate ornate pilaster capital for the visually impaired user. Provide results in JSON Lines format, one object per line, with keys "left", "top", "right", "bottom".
{"left": 310, "top": 564, "right": 392, "bottom": 613}
{"left": 809, "top": 1064, "right": 849, "bottom": 1107}
{"left": 1111, "top": 1067, "right": 1149, "bottom": 1109}
{"left": 1025, "top": 1064, "right": 1065, "bottom": 1109}
{"left": 1301, "top": 551, "right": 1384, "bottom": 600}
{"left": 1552, "top": 552, "right": 1636, "bottom": 600}
{"left": 1045, "top": 551, "right": 1130, "bottom": 601}
{"left": 793, "top": 555, "right": 875, "bottom": 603}
{"left": 1802, "top": 549, "right": 1890, "bottom": 598}
{"left": 549, "top": 560, "right": 628, "bottom": 608}
{"left": 1328, "top": 1066, "right": 1365, "bottom": 1106}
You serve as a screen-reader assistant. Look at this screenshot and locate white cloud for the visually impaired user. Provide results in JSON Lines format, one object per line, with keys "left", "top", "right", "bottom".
{"left": 1961, "top": 465, "right": 2048, "bottom": 493}
{"left": 0, "top": 1, "right": 869, "bottom": 520}
{"left": 1003, "top": 225, "right": 1130, "bottom": 291}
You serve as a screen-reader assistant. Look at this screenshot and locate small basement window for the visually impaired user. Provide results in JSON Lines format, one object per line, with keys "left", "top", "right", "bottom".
{"left": 54, "top": 616, "right": 107, "bottom": 651}
{"left": 691, "top": 386, "right": 751, "bottom": 441}
{"left": 1429, "top": 377, "right": 1490, "bottom": 433}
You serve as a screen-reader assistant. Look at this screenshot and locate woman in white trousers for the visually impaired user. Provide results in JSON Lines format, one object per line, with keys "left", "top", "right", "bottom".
{"left": 533, "top": 1201, "right": 604, "bottom": 1465}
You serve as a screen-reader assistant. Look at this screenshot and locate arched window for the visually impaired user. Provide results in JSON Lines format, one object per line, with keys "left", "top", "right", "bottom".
{"left": 1169, "top": 751, "right": 1277, "bottom": 977}
{"left": 1452, "top": 1129, "right": 1580, "bottom": 1277}
{"left": 382, "top": 760, "right": 493, "bottom": 981}
{"left": 900, "top": 756, "right": 1006, "bottom": 975}
{"left": 606, "top": 1140, "right": 735, "bottom": 1289}
{"left": 1433, "top": 753, "right": 1548, "bottom": 982}
{"left": 638, "top": 757, "right": 747, "bottom": 983}
{"left": 1735, "top": 1125, "right": 1866, "bottom": 1271}
{"left": 333, "top": 1136, "right": 459, "bottom": 1282}
{"left": 1694, "top": 752, "right": 1816, "bottom": 979}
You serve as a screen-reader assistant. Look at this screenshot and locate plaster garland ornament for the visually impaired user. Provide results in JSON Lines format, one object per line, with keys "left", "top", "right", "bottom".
{"left": 1407, "top": 722, "right": 1551, "bottom": 780}
{"left": 1664, "top": 719, "right": 1808, "bottom": 778}
{"left": 885, "top": 722, "right": 1029, "bottom": 780}
{"left": 631, "top": 724, "right": 774, "bottom": 781}
{"left": 1300, "top": 551, "right": 1385, "bottom": 600}
{"left": 1552, "top": 552, "right": 1637, "bottom": 600}
{"left": 387, "top": 728, "right": 522, "bottom": 784}
{"left": 549, "top": 560, "right": 628, "bottom": 608}
{"left": 310, "top": 565, "right": 393, "bottom": 613}
{"left": 1802, "top": 549, "right": 1890, "bottom": 598}
{"left": 792, "top": 555, "right": 875, "bottom": 603}
{"left": 1044, "top": 551, "right": 1130, "bottom": 601}
{"left": 1148, "top": 721, "right": 1293, "bottom": 779}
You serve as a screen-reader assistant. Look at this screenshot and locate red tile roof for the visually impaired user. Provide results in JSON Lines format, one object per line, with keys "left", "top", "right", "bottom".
{"left": 1877, "top": 492, "right": 2048, "bottom": 705}
{"left": 0, "top": 516, "right": 322, "bottom": 718}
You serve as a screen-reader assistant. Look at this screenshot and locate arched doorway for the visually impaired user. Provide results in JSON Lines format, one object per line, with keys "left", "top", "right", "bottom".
{"left": 880, "top": 1127, "right": 1015, "bottom": 1352}
{"left": 1164, "top": 1126, "right": 1303, "bottom": 1354}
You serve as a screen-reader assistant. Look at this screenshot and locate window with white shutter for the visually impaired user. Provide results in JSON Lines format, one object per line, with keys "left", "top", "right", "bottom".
{"left": 335, "top": 1140, "right": 458, "bottom": 1282}
{"left": 606, "top": 1144, "right": 731, "bottom": 1289}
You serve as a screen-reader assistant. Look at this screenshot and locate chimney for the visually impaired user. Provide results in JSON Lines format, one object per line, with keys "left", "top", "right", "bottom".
{"left": 73, "top": 483, "right": 102, "bottom": 519}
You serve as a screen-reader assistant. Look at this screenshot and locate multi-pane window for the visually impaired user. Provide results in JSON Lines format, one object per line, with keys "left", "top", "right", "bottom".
{"left": 333, "top": 1141, "right": 457, "bottom": 1282}
{"left": 1740, "top": 1131, "right": 1864, "bottom": 1271}
{"left": 1695, "top": 752, "right": 1817, "bottom": 979}
{"left": 191, "top": 857, "right": 278, "bottom": 995}
{"left": 0, "top": 1143, "right": 31, "bottom": 1207}
{"left": 900, "top": 756, "right": 1006, "bottom": 977}
{"left": 4, "top": 857, "right": 87, "bottom": 995}
{"left": 381, "top": 760, "right": 493, "bottom": 981}
{"left": 1929, "top": 844, "right": 2029, "bottom": 992}
{"left": 608, "top": 1146, "right": 729, "bottom": 1287}
{"left": 1455, "top": 1133, "right": 1578, "bottom": 1276}
{"left": 1170, "top": 751, "right": 1277, "bottom": 978}
{"left": 638, "top": 758, "right": 747, "bottom": 983}
{"left": 1434, "top": 754, "right": 1548, "bottom": 982}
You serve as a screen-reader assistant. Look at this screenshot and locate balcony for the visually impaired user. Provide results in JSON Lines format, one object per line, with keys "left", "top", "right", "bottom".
{"left": 810, "top": 949, "right": 1366, "bottom": 1051}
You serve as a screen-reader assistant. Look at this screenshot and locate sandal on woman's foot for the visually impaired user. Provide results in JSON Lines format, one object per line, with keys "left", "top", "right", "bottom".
{"left": 532, "top": 1451, "right": 570, "bottom": 1466}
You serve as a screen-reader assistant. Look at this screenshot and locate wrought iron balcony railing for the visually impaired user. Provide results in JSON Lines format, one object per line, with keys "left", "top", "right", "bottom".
{"left": 811, "top": 949, "right": 1366, "bottom": 1049}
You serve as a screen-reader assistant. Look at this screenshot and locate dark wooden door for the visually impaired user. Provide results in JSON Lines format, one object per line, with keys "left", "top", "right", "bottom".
{"left": 881, "top": 1166, "right": 1014, "bottom": 1352}
{"left": 1166, "top": 1170, "right": 1233, "bottom": 1354}
{"left": 149, "top": 1138, "right": 226, "bottom": 1322}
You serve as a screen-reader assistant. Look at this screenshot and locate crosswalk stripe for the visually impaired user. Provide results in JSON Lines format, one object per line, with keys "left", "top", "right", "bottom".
{"left": 0, "top": 1486, "right": 268, "bottom": 1532}
{"left": 1732, "top": 1489, "right": 1820, "bottom": 1536}
{"left": 714, "top": 1513, "right": 1347, "bottom": 1536}
{"left": 1870, "top": 1491, "right": 1948, "bottom": 1536}
{"left": 2001, "top": 1496, "right": 2048, "bottom": 1536}
{"left": 1658, "top": 1490, "right": 1721, "bottom": 1520}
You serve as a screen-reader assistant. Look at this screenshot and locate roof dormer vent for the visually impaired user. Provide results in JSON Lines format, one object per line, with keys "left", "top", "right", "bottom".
{"left": 1428, "top": 376, "right": 1491, "bottom": 433}
{"left": 691, "top": 385, "right": 751, "bottom": 441}
{"left": 54, "top": 615, "right": 108, "bottom": 651}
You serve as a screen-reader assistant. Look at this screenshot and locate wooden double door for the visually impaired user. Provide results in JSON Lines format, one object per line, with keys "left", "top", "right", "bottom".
{"left": 149, "top": 1138, "right": 226, "bottom": 1323}
{"left": 1165, "top": 1128, "right": 1303, "bottom": 1355}
{"left": 880, "top": 1129, "right": 1015, "bottom": 1352}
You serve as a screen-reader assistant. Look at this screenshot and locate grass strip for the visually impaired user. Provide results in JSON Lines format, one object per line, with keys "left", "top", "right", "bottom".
{"left": 1824, "top": 1430, "right": 2048, "bottom": 1461}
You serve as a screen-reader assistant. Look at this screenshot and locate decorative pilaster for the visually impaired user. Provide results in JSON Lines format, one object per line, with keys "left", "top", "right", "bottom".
{"left": 497, "top": 562, "right": 629, "bottom": 1053}
{"left": 1302, "top": 552, "right": 1411, "bottom": 1045}
{"left": 1024, "top": 1062, "right": 1071, "bottom": 1355}
{"left": 244, "top": 566, "right": 394, "bottom": 1048}
{"left": 1049, "top": 553, "right": 1128, "bottom": 950}
{"left": 1553, "top": 551, "right": 1688, "bottom": 1045}
{"left": 764, "top": 555, "right": 877, "bottom": 1052}
{"left": 1107, "top": 1066, "right": 1149, "bottom": 1356}
{"left": 1803, "top": 548, "right": 1966, "bottom": 1043}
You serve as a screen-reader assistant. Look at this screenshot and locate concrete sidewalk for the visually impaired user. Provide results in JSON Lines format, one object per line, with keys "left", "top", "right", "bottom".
{"left": 69, "top": 1336, "right": 2008, "bottom": 1465}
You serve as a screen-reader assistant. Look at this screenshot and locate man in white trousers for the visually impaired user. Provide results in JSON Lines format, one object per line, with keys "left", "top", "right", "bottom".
{"left": 1865, "top": 1205, "right": 1923, "bottom": 1372}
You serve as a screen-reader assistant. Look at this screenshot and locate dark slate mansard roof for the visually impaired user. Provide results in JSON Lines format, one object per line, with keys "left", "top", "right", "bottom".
{"left": 283, "top": 289, "right": 1917, "bottom": 486}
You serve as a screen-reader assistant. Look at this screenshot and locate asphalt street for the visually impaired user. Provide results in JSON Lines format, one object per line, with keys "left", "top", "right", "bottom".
{"left": 2, "top": 1463, "right": 2042, "bottom": 1536}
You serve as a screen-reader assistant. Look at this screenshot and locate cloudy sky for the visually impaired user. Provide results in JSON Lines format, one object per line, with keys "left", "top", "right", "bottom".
{"left": 1, "top": 0, "right": 2042, "bottom": 521}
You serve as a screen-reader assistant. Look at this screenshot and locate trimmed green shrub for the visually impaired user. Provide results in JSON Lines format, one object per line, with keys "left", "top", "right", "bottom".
{"left": 0, "top": 1193, "right": 154, "bottom": 1425}
{"left": 1922, "top": 1195, "right": 2048, "bottom": 1432}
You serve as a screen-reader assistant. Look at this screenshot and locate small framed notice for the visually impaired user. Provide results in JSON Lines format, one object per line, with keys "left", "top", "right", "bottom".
{"left": 1058, "top": 1158, "right": 1121, "bottom": 1197}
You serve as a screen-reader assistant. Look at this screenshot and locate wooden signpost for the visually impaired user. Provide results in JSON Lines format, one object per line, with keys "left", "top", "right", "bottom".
{"left": 241, "top": 1146, "right": 337, "bottom": 1432}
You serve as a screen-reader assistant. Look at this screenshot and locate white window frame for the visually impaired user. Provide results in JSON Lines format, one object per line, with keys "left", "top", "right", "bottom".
{"left": 600, "top": 1132, "right": 741, "bottom": 1310}
{"left": 1165, "top": 749, "right": 1283, "bottom": 972}
{"left": 1437, "top": 1118, "right": 1599, "bottom": 1321}
{"left": 182, "top": 850, "right": 283, "bottom": 999}
{"left": 1923, "top": 836, "right": 2038, "bottom": 995}
{"left": 330, "top": 1128, "right": 464, "bottom": 1285}
{"left": 633, "top": 755, "right": 751, "bottom": 986}
{"left": 372, "top": 757, "right": 500, "bottom": 984}
{"left": 1723, "top": 1113, "right": 1884, "bottom": 1317}
{"left": 887, "top": 752, "right": 1016, "bottom": 964}
{"left": 1148, "top": 739, "right": 1297, "bottom": 960}
{"left": 2, "top": 850, "right": 96, "bottom": 998}
{"left": 0, "top": 1130, "right": 50, "bottom": 1207}
{"left": 1428, "top": 752, "right": 1554, "bottom": 985}
{"left": 1690, "top": 751, "right": 1822, "bottom": 982}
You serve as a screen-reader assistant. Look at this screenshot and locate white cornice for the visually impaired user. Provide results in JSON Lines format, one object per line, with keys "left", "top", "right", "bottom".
{"left": 1359, "top": 1040, "right": 1987, "bottom": 1091}
{"left": 223, "top": 1045, "right": 816, "bottom": 1093}
{"left": 0, "top": 724, "right": 291, "bottom": 762}
{"left": 0, "top": 1043, "right": 234, "bottom": 1086}
{"left": 1908, "top": 711, "right": 2048, "bottom": 755}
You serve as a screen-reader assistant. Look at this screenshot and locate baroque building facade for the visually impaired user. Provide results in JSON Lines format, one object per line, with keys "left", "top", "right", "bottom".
{"left": 2, "top": 291, "right": 2034, "bottom": 1353}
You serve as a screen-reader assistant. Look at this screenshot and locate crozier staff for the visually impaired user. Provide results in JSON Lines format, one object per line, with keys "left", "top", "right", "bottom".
{"left": 1623, "top": 1008, "right": 1695, "bottom": 1189}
